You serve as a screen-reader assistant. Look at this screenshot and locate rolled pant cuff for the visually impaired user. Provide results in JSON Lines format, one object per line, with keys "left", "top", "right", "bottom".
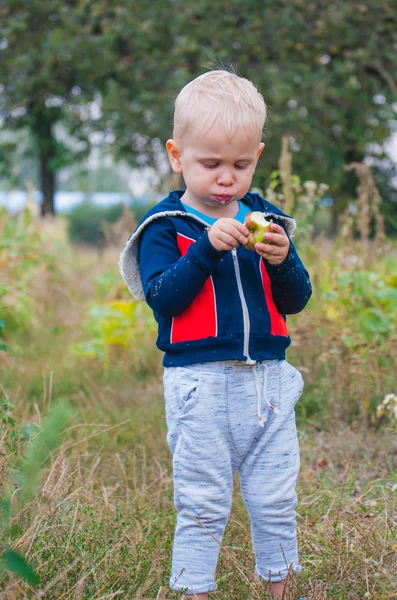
{"left": 255, "top": 563, "right": 302, "bottom": 583}
{"left": 169, "top": 577, "right": 218, "bottom": 594}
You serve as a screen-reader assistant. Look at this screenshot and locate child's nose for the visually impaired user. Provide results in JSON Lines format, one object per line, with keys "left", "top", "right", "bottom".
{"left": 217, "top": 170, "right": 234, "bottom": 186}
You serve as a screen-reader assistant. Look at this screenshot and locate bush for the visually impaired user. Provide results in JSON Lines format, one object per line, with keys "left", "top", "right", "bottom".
{"left": 72, "top": 270, "right": 159, "bottom": 377}
{"left": 66, "top": 199, "right": 155, "bottom": 246}
{"left": 129, "top": 199, "right": 156, "bottom": 224}
{"left": 66, "top": 201, "right": 124, "bottom": 245}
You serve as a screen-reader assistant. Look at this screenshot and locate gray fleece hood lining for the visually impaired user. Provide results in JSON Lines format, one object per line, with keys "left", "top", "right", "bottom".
{"left": 119, "top": 210, "right": 296, "bottom": 300}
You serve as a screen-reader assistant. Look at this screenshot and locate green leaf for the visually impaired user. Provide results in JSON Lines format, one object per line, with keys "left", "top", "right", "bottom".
{"left": 387, "top": 274, "right": 397, "bottom": 288}
{"left": 359, "top": 309, "right": 392, "bottom": 334}
{"left": 0, "top": 495, "right": 12, "bottom": 532}
{"left": 13, "top": 401, "right": 73, "bottom": 507}
{"left": 1, "top": 548, "right": 40, "bottom": 586}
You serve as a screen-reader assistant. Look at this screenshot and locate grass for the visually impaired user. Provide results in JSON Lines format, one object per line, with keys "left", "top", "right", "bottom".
{"left": 1, "top": 242, "right": 397, "bottom": 599}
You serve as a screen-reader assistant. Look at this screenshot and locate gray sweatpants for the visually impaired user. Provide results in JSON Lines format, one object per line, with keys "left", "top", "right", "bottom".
{"left": 163, "top": 359, "right": 304, "bottom": 595}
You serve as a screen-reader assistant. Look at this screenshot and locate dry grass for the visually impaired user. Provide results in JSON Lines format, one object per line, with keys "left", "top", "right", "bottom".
{"left": 1, "top": 385, "right": 396, "bottom": 599}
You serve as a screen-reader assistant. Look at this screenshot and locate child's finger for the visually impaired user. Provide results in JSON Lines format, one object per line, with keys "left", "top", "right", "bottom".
{"left": 255, "top": 242, "right": 280, "bottom": 256}
{"left": 220, "top": 222, "right": 249, "bottom": 243}
{"left": 218, "top": 218, "right": 249, "bottom": 237}
{"left": 270, "top": 223, "right": 287, "bottom": 236}
{"left": 264, "top": 232, "right": 289, "bottom": 246}
{"left": 234, "top": 222, "right": 249, "bottom": 237}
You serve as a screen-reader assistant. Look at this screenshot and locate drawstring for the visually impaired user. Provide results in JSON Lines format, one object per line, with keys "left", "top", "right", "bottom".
{"left": 252, "top": 363, "right": 280, "bottom": 427}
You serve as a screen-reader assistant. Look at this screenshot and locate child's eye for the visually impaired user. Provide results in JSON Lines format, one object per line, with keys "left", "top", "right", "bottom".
{"left": 202, "top": 163, "right": 218, "bottom": 169}
{"left": 235, "top": 164, "right": 248, "bottom": 170}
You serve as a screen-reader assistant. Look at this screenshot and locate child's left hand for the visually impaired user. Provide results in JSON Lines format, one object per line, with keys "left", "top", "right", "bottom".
{"left": 255, "top": 222, "right": 290, "bottom": 265}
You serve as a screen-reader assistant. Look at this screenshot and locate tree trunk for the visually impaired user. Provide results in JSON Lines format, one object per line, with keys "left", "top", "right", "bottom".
{"left": 32, "top": 109, "right": 57, "bottom": 217}
{"left": 39, "top": 150, "right": 56, "bottom": 216}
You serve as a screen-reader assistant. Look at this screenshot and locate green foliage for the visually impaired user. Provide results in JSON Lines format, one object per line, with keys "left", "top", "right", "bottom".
{"left": 13, "top": 402, "right": 72, "bottom": 506}
{"left": 0, "top": 549, "right": 40, "bottom": 587}
{"left": 0, "top": 400, "right": 73, "bottom": 587}
{"left": 101, "top": 0, "right": 397, "bottom": 204}
{"left": 0, "top": 206, "right": 46, "bottom": 335}
{"left": 129, "top": 200, "right": 157, "bottom": 225}
{"left": 66, "top": 200, "right": 124, "bottom": 245}
{"left": 71, "top": 264, "right": 159, "bottom": 373}
{"left": 319, "top": 256, "right": 397, "bottom": 348}
{"left": 0, "top": 1, "right": 117, "bottom": 212}
{"left": 1, "top": 0, "right": 397, "bottom": 214}
{"left": 66, "top": 199, "right": 154, "bottom": 246}
{"left": 0, "top": 205, "right": 68, "bottom": 346}
{"left": 0, "top": 398, "right": 40, "bottom": 456}
{"left": 93, "top": 269, "right": 122, "bottom": 301}
{"left": 0, "top": 319, "right": 7, "bottom": 352}
{"left": 286, "top": 241, "right": 397, "bottom": 426}
{"left": 73, "top": 299, "right": 157, "bottom": 374}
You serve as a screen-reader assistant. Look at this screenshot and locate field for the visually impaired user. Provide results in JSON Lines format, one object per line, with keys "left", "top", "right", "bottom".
{"left": 0, "top": 208, "right": 396, "bottom": 599}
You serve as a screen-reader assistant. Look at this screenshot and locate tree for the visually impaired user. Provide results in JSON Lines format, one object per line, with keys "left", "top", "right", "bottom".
{"left": 103, "top": 0, "right": 397, "bottom": 223}
{"left": 1, "top": 0, "right": 396, "bottom": 223}
{"left": 0, "top": 0, "right": 190, "bottom": 214}
{"left": 0, "top": 0, "right": 120, "bottom": 214}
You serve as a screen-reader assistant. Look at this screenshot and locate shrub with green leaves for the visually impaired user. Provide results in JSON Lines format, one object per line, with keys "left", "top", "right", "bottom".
{"left": 66, "top": 200, "right": 124, "bottom": 245}
{"left": 66, "top": 199, "right": 155, "bottom": 246}
{"left": 318, "top": 256, "right": 397, "bottom": 349}
{"left": 72, "top": 271, "right": 159, "bottom": 375}
{"left": 73, "top": 299, "right": 158, "bottom": 374}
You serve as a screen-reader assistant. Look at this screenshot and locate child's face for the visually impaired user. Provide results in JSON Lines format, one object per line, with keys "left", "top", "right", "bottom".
{"left": 167, "top": 122, "right": 264, "bottom": 215}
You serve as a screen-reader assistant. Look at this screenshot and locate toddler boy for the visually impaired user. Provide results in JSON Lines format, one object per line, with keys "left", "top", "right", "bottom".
{"left": 120, "top": 69, "right": 311, "bottom": 599}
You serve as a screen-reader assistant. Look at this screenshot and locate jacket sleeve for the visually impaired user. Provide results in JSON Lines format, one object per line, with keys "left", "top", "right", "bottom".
{"left": 138, "top": 218, "right": 226, "bottom": 318}
{"left": 264, "top": 234, "right": 312, "bottom": 315}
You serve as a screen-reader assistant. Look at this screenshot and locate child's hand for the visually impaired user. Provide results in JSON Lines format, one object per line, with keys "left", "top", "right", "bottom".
{"left": 254, "top": 222, "right": 290, "bottom": 265}
{"left": 208, "top": 218, "right": 249, "bottom": 251}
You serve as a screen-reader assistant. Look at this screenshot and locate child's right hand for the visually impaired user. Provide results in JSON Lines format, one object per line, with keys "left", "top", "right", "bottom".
{"left": 208, "top": 218, "right": 249, "bottom": 251}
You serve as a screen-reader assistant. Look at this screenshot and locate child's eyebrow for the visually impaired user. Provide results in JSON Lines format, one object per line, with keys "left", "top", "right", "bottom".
{"left": 197, "top": 155, "right": 221, "bottom": 160}
{"left": 198, "top": 156, "right": 252, "bottom": 162}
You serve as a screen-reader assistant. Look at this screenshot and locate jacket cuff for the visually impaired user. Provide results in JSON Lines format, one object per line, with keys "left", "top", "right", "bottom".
{"left": 264, "top": 247, "right": 297, "bottom": 279}
{"left": 189, "top": 230, "right": 227, "bottom": 273}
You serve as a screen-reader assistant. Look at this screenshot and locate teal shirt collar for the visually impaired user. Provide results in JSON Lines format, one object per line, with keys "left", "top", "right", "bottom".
{"left": 181, "top": 200, "right": 250, "bottom": 226}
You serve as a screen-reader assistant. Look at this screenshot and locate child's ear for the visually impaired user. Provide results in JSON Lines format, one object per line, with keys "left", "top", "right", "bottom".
{"left": 166, "top": 139, "right": 183, "bottom": 174}
{"left": 257, "top": 142, "right": 265, "bottom": 160}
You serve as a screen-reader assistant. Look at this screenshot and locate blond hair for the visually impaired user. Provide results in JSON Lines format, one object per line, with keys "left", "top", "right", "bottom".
{"left": 173, "top": 70, "right": 267, "bottom": 143}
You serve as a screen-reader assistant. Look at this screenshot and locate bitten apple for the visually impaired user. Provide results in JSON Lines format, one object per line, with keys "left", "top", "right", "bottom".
{"left": 243, "top": 212, "right": 273, "bottom": 251}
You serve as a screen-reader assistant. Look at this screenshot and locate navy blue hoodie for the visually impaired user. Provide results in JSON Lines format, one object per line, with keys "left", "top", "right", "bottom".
{"left": 119, "top": 190, "right": 312, "bottom": 367}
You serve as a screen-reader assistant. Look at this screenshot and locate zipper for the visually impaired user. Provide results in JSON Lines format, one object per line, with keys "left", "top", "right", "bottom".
{"left": 182, "top": 213, "right": 255, "bottom": 364}
{"left": 231, "top": 247, "right": 255, "bottom": 364}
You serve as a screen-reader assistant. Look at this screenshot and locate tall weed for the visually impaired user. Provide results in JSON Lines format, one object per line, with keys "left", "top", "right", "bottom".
{"left": 0, "top": 399, "right": 72, "bottom": 587}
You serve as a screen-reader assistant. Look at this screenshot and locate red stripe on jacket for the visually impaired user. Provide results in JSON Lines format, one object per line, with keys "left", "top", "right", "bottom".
{"left": 170, "top": 233, "right": 217, "bottom": 344}
{"left": 260, "top": 259, "right": 289, "bottom": 337}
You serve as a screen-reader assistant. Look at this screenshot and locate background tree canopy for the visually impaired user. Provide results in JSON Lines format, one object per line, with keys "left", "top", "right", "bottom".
{"left": 0, "top": 0, "right": 396, "bottom": 224}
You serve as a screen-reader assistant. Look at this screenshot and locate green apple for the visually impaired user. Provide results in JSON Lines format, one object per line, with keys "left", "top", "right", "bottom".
{"left": 243, "top": 212, "right": 273, "bottom": 251}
